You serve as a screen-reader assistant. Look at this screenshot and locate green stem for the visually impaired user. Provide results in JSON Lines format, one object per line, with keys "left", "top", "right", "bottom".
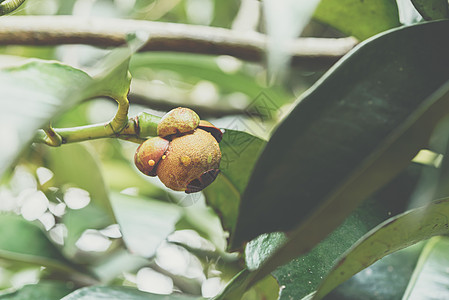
{"left": 34, "top": 112, "right": 161, "bottom": 146}
{"left": 109, "top": 95, "right": 130, "bottom": 133}
{"left": 43, "top": 124, "right": 63, "bottom": 146}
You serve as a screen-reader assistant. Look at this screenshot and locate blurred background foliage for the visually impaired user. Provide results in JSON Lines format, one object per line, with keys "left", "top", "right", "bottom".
{"left": 1, "top": 0, "right": 442, "bottom": 299}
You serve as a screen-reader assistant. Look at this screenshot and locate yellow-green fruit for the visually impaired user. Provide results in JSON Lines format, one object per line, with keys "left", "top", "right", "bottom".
{"left": 134, "top": 137, "right": 169, "bottom": 176}
{"left": 157, "top": 107, "right": 200, "bottom": 138}
{"left": 157, "top": 129, "right": 221, "bottom": 191}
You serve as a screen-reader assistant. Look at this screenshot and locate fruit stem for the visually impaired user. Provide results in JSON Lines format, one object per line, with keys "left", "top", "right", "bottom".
{"left": 34, "top": 112, "right": 161, "bottom": 146}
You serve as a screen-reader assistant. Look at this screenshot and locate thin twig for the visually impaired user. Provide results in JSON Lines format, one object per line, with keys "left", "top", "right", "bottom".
{"left": 0, "top": 16, "right": 358, "bottom": 67}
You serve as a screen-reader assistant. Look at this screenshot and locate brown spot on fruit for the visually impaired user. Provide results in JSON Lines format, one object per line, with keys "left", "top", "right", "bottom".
{"left": 180, "top": 155, "right": 191, "bottom": 166}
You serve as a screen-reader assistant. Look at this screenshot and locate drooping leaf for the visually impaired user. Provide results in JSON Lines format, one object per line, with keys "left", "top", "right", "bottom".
{"left": 0, "top": 34, "right": 147, "bottom": 180}
{"left": 314, "top": 197, "right": 449, "bottom": 299}
{"left": 402, "top": 236, "right": 449, "bottom": 299}
{"left": 61, "top": 286, "right": 204, "bottom": 300}
{"left": 314, "top": 0, "right": 400, "bottom": 40}
{"left": 0, "top": 214, "right": 76, "bottom": 272}
{"left": 232, "top": 20, "right": 449, "bottom": 251}
{"left": 411, "top": 0, "right": 449, "bottom": 20}
{"left": 0, "top": 281, "right": 74, "bottom": 300}
{"left": 110, "top": 192, "right": 183, "bottom": 258}
{"left": 0, "top": 60, "right": 90, "bottom": 178}
{"left": 203, "top": 130, "right": 265, "bottom": 238}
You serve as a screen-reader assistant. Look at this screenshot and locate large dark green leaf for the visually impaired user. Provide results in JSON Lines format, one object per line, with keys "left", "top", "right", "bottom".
{"left": 244, "top": 165, "right": 421, "bottom": 299}
{"left": 203, "top": 130, "right": 265, "bottom": 237}
{"left": 61, "top": 286, "right": 203, "bottom": 300}
{"left": 411, "top": 0, "right": 449, "bottom": 20}
{"left": 0, "top": 281, "right": 74, "bottom": 300}
{"left": 314, "top": 0, "right": 400, "bottom": 40}
{"left": 232, "top": 20, "right": 449, "bottom": 250}
{"left": 314, "top": 197, "right": 449, "bottom": 299}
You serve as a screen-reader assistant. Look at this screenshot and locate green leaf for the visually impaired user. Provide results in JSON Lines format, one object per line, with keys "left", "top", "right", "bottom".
{"left": 0, "top": 281, "right": 74, "bottom": 300}
{"left": 325, "top": 242, "right": 423, "bottom": 300}
{"left": 90, "top": 33, "right": 149, "bottom": 100}
{"left": 231, "top": 20, "right": 449, "bottom": 251}
{"left": 203, "top": 130, "right": 265, "bottom": 237}
{"left": 0, "top": 214, "right": 75, "bottom": 272}
{"left": 402, "top": 236, "right": 449, "bottom": 299}
{"left": 244, "top": 164, "right": 421, "bottom": 299}
{"left": 61, "top": 286, "right": 204, "bottom": 300}
{"left": 411, "top": 0, "right": 449, "bottom": 20}
{"left": 0, "top": 34, "right": 147, "bottom": 180}
{"left": 314, "top": 198, "right": 449, "bottom": 299}
{"left": 110, "top": 192, "right": 183, "bottom": 258}
{"left": 314, "top": 0, "right": 400, "bottom": 40}
{"left": 0, "top": 60, "right": 90, "bottom": 178}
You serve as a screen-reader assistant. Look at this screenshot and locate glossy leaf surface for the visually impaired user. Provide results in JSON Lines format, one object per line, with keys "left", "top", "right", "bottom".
{"left": 324, "top": 243, "right": 423, "bottom": 300}
{"left": 232, "top": 20, "right": 449, "bottom": 249}
{"left": 314, "top": 198, "right": 449, "bottom": 299}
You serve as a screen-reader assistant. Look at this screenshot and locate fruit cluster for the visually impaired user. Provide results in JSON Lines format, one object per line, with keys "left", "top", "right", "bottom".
{"left": 134, "top": 107, "right": 222, "bottom": 193}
